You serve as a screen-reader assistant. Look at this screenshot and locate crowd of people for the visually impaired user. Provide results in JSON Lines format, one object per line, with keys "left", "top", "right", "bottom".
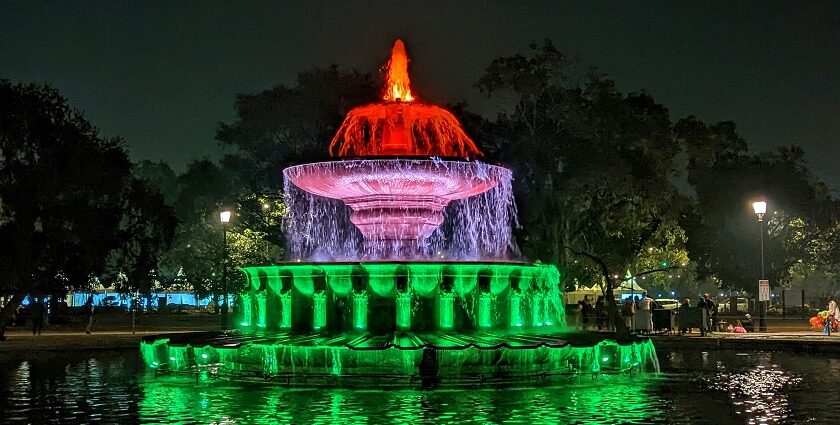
{"left": 576, "top": 292, "right": 663, "bottom": 331}
{"left": 5, "top": 295, "right": 96, "bottom": 336}
{"left": 572, "top": 291, "right": 840, "bottom": 335}
{"left": 576, "top": 292, "right": 755, "bottom": 334}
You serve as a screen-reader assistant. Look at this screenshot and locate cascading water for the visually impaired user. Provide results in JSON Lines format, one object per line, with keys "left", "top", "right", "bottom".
{"left": 140, "top": 39, "right": 658, "bottom": 384}
{"left": 283, "top": 159, "right": 519, "bottom": 261}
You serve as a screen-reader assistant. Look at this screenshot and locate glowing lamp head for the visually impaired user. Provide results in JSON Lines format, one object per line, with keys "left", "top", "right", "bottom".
{"left": 752, "top": 201, "right": 767, "bottom": 221}
{"left": 220, "top": 210, "right": 232, "bottom": 224}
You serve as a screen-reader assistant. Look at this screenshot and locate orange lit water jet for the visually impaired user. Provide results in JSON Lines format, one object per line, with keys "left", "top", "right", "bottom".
{"left": 383, "top": 39, "right": 413, "bottom": 102}
{"left": 328, "top": 39, "right": 482, "bottom": 158}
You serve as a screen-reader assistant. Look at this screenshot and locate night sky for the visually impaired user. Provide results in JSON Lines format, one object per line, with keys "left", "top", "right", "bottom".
{"left": 3, "top": 1, "right": 839, "bottom": 189}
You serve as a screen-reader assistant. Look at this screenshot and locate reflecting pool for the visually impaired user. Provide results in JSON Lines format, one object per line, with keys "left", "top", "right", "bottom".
{"left": 1, "top": 348, "right": 838, "bottom": 424}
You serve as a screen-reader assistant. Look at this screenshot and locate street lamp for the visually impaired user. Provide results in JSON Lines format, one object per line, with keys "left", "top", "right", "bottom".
{"left": 220, "top": 209, "right": 232, "bottom": 329}
{"left": 752, "top": 201, "right": 767, "bottom": 332}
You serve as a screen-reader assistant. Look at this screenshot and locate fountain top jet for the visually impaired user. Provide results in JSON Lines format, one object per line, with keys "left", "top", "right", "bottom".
{"left": 327, "top": 39, "right": 483, "bottom": 159}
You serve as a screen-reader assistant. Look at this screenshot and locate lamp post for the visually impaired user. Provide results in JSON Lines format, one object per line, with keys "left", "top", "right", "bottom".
{"left": 752, "top": 201, "right": 767, "bottom": 332}
{"left": 220, "top": 209, "right": 232, "bottom": 329}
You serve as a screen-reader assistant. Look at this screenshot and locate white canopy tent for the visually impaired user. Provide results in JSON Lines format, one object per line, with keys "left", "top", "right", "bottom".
{"left": 563, "top": 283, "right": 602, "bottom": 305}
{"left": 615, "top": 271, "right": 647, "bottom": 300}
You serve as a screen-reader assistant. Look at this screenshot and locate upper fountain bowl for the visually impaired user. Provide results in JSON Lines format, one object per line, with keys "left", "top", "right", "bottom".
{"left": 284, "top": 159, "right": 511, "bottom": 241}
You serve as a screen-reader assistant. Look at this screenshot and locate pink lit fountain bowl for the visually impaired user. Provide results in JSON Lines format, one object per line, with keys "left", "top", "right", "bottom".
{"left": 284, "top": 159, "right": 512, "bottom": 241}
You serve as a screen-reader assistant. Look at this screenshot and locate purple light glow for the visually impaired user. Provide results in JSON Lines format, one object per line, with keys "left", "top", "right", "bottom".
{"left": 283, "top": 159, "right": 519, "bottom": 261}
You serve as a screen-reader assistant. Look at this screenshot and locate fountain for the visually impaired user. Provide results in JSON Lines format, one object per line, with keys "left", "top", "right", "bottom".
{"left": 141, "top": 40, "right": 658, "bottom": 384}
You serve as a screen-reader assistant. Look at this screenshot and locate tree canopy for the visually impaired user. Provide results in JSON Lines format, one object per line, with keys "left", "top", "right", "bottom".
{"left": 0, "top": 80, "right": 175, "bottom": 337}
{"left": 468, "top": 41, "right": 689, "bottom": 332}
{"left": 468, "top": 41, "right": 840, "bottom": 311}
{"left": 217, "top": 66, "right": 377, "bottom": 190}
{"left": 678, "top": 117, "right": 837, "bottom": 293}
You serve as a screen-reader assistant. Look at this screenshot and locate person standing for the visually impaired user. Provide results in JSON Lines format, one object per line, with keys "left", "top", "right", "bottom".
{"left": 84, "top": 295, "right": 95, "bottom": 335}
{"left": 636, "top": 292, "right": 653, "bottom": 332}
{"left": 697, "top": 293, "right": 716, "bottom": 333}
{"left": 622, "top": 297, "right": 636, "bottom": 330}
{"left": 680, "top": 298, "right": 692, "bottom": 334}
{"left": 30, "top": 297, "right": 45, "bottom": 335}
{"left": 595, "top": 296, "right": 605, "bottom": 330}
{"left": 578, "top": 296, "right": 592, "bottom": 331}
{"left": 827, "top": 297, "right": 839, "bottom": 332}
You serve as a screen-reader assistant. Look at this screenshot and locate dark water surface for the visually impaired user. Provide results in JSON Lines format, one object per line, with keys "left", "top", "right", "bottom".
{"left": 1, "top": 348, "right": 838, "bottom": 424}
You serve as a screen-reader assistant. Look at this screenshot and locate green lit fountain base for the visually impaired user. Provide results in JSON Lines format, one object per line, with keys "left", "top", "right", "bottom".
{"left": 140, "top": 331, "right": 658, "bottom": 386}
{"left": 239, "top": 262, "right": 566, "bottom": 333}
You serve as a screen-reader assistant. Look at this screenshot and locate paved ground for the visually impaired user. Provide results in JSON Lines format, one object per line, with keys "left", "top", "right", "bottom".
{"left": 650, "top": 328, "right": 840, "bottom": 354}
{"left": 0, "top": 330, "right": 203, "bottom": 354}
{"left": 668, "top": 329, "right": 840, "bottom": 338}
{"left": 0, "top": 313, "right": 222, "bottom": 354}
{"left": 1, "top": 312, "right": 835, "bottom": 354}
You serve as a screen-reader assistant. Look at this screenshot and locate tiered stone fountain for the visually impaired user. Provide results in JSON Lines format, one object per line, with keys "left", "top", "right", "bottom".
{"left": 141, "top": 40, "right": 658, "bottom": 384}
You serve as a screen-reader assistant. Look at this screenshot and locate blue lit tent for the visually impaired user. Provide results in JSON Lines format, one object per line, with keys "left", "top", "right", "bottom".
{"left": 616, "top": 271, "right": 646, "bottom": 301}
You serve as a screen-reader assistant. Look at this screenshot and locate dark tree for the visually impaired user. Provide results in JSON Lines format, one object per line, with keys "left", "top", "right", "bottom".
{"left": 133, "top": 160, "right": 179, "bottom": 206}
{"left": 173, "top": 159, "right": 238, "bottom": 223}
{"left": 102, "top": 178, "right": 178, "bottom": 297}
{"left": 677, "top": 117, "right": 836, "bottom": 294}
{"left": 475, "top": 41, "right": 687, "bottom": 335}
{"left": 217, "top": 66, "right": 377, "bottom": 190}
{"left": 0, "top": 80, "right": 131, "bottom": 338}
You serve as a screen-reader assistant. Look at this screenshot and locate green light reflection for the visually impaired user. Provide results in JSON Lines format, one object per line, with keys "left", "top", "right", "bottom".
{"left": 137, "top": 374, "right": 662, "bottom": 424}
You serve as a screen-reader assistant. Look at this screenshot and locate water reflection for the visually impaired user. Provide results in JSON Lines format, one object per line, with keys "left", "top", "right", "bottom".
{"left": 707, "top": 365, "right": 800, "bottom": 424}
{"left": 0, "top": 352, "right": 140, "bottom": 423}
{"left": 1, "top": 349, "right": 839, "bottom": 424}
{"left": 658, "top": 349, "right": 840, "bottom": 424}
{"left": 137, "top": 375, "right": 670, "bottom": 424}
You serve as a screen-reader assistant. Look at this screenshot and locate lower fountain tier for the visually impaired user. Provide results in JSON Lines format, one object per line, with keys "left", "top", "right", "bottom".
{"left": 240, "top": 262, "right": 564, "bottom": 334}
{"left": 140, "top": 331, "right": 659, "bottom": 381}
{"left": 283, "top": 159, "right": 512, "bottom": 241}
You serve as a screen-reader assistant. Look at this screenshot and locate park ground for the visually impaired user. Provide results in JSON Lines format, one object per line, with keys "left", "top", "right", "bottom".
{"left": 0, "top": 312, "right": 837, "bottom": 355}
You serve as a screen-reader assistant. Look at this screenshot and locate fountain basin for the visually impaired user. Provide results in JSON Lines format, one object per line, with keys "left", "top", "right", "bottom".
{"left": 141, "top": 332, "right": 658, "bottom": 383}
